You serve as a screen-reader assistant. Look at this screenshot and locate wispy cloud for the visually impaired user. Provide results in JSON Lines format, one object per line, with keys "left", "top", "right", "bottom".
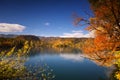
{"left": 44, "top": 22, "right": 50, "bottom": 26}
{"left": 0, "top": 23, "right": 26, "bottom": 32}
{"left": 60, "top": 30, "right": 94, "bottom": 38}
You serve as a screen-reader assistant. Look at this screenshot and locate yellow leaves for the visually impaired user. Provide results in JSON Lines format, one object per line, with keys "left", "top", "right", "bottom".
{"left": 112, "top": 51, "right": 120, "bottom": 80}
{"left": 6, "top": 47, "right": 15, "bottom": 57}
{"left": 51, "top": 39, "right": 74, "bottom": 48}
{"left": 115, "top": 71, "right": 120, "bottom": 80}
{"left": 23, "top": 41, "right": 29, "bottom": 49}
{"left": 0, "top": 57, "right": 26, "bottom": 78}
{"left": 21, "top": 41, "right": 32, "bottom": 54}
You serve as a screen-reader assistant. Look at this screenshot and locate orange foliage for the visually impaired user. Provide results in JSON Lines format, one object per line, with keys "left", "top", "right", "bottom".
{"left": 74, "top": 0, "right": 120, "bottom": 64}
{"left": 80, "top": 0, "right": 120, "bottom": 68}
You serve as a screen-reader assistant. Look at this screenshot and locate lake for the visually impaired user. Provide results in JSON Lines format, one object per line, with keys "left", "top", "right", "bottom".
{"left": 0, "top": 48, "right": 116, "bottom": 80}
{"left": 24, "top": 48, "right": 115, "bottom": 80}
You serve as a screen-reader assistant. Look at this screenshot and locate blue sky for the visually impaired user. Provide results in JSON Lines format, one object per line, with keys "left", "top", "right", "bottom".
{"left": 0, "top": 0, "right": 93, "bottom": 37}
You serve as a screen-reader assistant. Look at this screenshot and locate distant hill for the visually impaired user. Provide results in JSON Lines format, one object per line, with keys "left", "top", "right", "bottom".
{"left": 0, "top": 34, "right": 93, "bottom": 41}
{"left": 0, "top": 34, "right": 94, "bottom": 50}
{"left": 0, "top": 34, "right": 40, "bottom": 40}
{"left": 0, "top": 34, "right": 17, "bottom": 38}
{"left": 15, "top": 35, "right": 40, "bottom": 41}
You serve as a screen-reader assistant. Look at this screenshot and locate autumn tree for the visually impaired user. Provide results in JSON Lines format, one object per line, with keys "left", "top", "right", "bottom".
{"left": 74, "top": 1, "right": 120, "bottom": 79}
{"left": 88, "top": 0, "right": 120, "bottom": 52}
{"left": 74, "top": 0, "right": 120, "bottom": 56}
{"left": 73, "top": 0, "right": 120, "bottom": 70}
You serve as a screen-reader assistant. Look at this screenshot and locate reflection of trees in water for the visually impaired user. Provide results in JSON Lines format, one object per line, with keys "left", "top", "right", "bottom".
{"left": 38, "top": 47, "right": 82, "bottom": 54}
{"left": 81, "top": 39, "right": 120, "bottom": 79}
{"left": 83, "top": 51, "right": 119, "bottom": 80}
{"left": 84, "top": 51, "right": 114, "bottom": 67}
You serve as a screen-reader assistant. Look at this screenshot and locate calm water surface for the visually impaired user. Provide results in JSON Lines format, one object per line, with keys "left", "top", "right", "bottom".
{"left": 24, "top": 48, "right": 113, "bottom": 80}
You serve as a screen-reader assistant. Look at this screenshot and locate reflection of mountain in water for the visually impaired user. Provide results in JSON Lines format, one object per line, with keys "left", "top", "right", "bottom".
{"left": 40, "top": 48, "right": 82, "bottom": 54}
{"left": 29, "top": 47, "right": 82, "bottom": 56}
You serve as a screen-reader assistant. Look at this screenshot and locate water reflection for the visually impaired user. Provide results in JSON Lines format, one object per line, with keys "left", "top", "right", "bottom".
{"left": 60, "top": 53, "right": 84, "bottom": 62}
{"left": 38, "top": 47, "right": 82, "bottom": 54}
{"left": 83, "top": 52, "right": 117, "bottom": 80}
{"left": 33, "top": 52, "right": 109, "bottom": 80}
{"left": 0, "top": 47, "right": 118, "bottom": 80}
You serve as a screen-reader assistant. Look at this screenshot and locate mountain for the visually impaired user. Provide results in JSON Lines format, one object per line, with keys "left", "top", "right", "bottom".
{"left": 0, "top": 34, "right": 17, "bottom": 38}
{"left": 15, "top": 35, "right": 40, "bottom": 41}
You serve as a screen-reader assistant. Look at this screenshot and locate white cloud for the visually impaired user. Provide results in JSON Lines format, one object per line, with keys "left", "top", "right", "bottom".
{"left": 44, "top": 22, "right": 50, "bottom": 26}
{"left": 0, "top": 23, "right": 25, "bottom": 32}
{"left": 60, "top": 30, "right": 95, "bottom": 38}
{"left": 72, "top": 30, "right": 83, "bottom": 33}
{"left": 60, "top": 54, "right": 84, "bottom": 62}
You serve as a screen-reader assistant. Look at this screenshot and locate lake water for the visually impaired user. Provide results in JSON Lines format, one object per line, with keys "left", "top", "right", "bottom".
{"left": 23, "top": 48, "right": 114, "bottom": 80}
{"left": 1, "top": 48, "right": 116, "bottom": 80}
